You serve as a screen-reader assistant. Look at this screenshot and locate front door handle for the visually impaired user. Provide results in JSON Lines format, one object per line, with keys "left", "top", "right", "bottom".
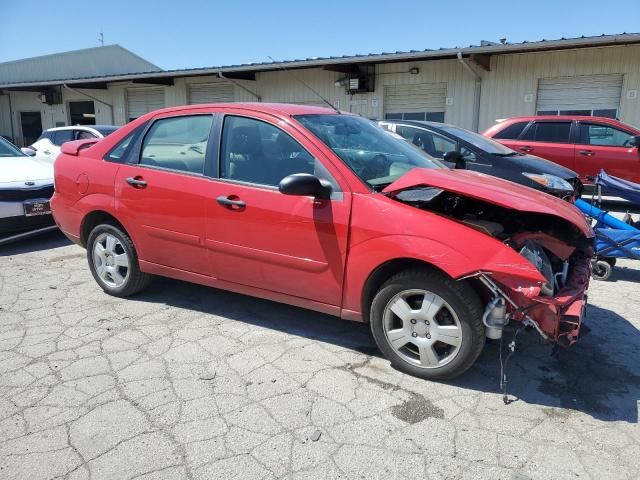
{"left": 125, "top": 176, "right": 147, "bottom": 189}
{"left": 216, "top": 195, "right": 246, "bottom": 209}
{"left": 519, "top": 146, "right": 534, "bottom": 153}
{"left": 579, "top": 150, "right": 595, "bottom": 157}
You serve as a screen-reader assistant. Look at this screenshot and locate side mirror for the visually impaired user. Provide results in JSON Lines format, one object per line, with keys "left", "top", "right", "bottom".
{"left": 279, "top": 173, "right": 332, "bottom": 200}
{"left": 21, "top": 147, "right": 36, "bottom": 157}
{"left": 443, "top": 151, "right": 466, "bottom": 169}
{"left": 628, "top": 135, "right": 640, "bottom": 148}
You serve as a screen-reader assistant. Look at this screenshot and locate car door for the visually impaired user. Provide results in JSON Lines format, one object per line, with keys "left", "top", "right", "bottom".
{"left": 114, "top": 113, "right": 215, "bottom": 275}
{"left": 509, "top": 120, "right": 575, "bottom": 171}
{"left": 575, "top": 121, "right": 640, "bottom": 183}
{"left": 204, "top": 112, "right": 351, "bottom": 306}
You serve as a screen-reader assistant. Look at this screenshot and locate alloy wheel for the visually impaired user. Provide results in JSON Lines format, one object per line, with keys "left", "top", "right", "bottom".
{"left": 382, "top": 289, "right": 463, "bottom": 369}
{"left": 92, "top": 232, "right": 130, "bottom": 288}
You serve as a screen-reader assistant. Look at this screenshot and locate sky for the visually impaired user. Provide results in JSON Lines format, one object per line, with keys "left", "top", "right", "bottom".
{"left": 1, "top": 0, "right": 639, "bottom": 70}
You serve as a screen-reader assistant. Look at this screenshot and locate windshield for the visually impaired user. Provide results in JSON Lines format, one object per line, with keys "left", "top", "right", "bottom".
{"left": 0, "top": 136, "right": 24, "bottom": 157}
{"left": 436, "top": 124, "right": 516, "bottom": 155}
{"left": 295, "top": 114, "right": 444, "bottom": 188}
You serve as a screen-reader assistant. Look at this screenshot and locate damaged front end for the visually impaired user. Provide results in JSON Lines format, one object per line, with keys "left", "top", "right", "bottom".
{"left": 385, "top": 172, "right": 594, "bottom": 346}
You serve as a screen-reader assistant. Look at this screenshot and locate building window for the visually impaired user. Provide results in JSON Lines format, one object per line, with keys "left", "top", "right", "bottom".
{"left": 384, "top": 112, "right": 445, "bottom": 122}
{"left": 536, "top": 109, "right": 617, "bottom": 119}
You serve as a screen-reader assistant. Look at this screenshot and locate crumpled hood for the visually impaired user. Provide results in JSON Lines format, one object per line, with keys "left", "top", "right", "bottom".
{"left": 0, "top": 155, "right": 54, "bottom": 184}
{"left": 383, "top": 168, "right": 592, "bottom": 236}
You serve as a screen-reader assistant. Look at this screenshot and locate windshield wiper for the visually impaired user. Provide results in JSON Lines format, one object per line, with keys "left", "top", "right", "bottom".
{"left": 371, "top": 182, "right": 392, "bottom": 192}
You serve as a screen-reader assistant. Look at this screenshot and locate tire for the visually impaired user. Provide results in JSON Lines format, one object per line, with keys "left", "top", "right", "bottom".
{"left": 370, "top": 268, "right": 485, "bottom": 380}
{"left": 87, "top": 223, "right": 151, "bottom": 297}
{"left": 591, "top": 259, "right": 612, "bottom": 281}
{"left": 604, "top": 257, "right": 617, "bottom": 267}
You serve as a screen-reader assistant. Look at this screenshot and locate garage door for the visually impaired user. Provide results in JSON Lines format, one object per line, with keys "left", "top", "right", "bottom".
{"left": 536, "top": 74, "right": 623, "bottom": 118}
{"left": 126, "top": 88, "right": 165, "bottom": 122}
{"left": 188, "top": 82, "right": 234, "bottom": 104}
{"left": 383, "top": 83, "right": 446, "bottom": 122}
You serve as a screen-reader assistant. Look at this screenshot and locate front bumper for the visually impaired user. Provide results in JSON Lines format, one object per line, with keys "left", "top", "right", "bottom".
{"left": 489, "top": 251, "right": 592, "bottom": 344}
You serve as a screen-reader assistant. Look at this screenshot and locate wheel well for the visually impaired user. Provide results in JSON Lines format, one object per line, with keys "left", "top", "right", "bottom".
{"left": 80, "top": 211, "right": 126, "bottom": 247}
{"left": 360, "top": 258, "right": 483, "bottom": 323}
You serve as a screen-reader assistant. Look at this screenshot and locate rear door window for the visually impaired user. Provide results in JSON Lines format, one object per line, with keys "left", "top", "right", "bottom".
{"left": 493, "top": 121, "right": 528, "bottom": 140}
{"left": 522, "top": 122, "right": 572, "bottom": 143}
{"left": 52, "top": 130, "right": 74, "bottom": 146}
{"left": 578, "top": 123, "right": 634, "bottom": 147}
{"left": 140, "top": 115, "right": 213, "bottom": 175}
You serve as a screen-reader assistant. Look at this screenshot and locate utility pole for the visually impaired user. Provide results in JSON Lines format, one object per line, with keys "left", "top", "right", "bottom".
{"left": 99, "top": 30, "right": 104, "bottom": 46}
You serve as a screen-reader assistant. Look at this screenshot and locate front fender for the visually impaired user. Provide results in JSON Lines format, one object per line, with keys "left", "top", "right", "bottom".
{"left": 341, "top": 234, "right": 544, "bottom": 317}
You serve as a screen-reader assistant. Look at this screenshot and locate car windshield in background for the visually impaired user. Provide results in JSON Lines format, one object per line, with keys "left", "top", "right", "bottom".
{"left": 93, "top": 126, "right": 119, "bottom": 136}
{"left": 437, "top": 124, "right": 516, "bottom": 155}
{"left": 295, "top": 114, "right": 444, "bottom": 189}
{"left": 0, "top": 137, "right": 24, "bottom": 157}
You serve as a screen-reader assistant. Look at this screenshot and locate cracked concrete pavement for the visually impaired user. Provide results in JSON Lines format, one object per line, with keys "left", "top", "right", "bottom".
{"left": 1, "top": 232, "right": 639, "bottom": 480}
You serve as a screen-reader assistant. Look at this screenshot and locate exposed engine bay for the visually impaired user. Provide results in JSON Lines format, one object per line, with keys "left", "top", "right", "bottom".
{"left": 390, "top": 186, "right": 593, "bottom": 345}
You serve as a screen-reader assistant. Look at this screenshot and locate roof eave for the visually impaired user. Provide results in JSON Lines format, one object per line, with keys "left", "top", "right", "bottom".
{"left": 2, "top": 33, "right": 640, "bottom": 90}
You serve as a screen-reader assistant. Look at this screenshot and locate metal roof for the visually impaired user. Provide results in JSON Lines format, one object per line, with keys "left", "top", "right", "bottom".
{"left": 1, "top": 32, "right": 639, "bottom": 89}
{"left": 0, "top": 45, "right": 160, "bottom": 86}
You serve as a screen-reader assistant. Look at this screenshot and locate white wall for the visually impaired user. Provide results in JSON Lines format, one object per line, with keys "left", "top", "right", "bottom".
{"left": 479, "top": 44, "right": 640, "bottom": 130}
{"left": 2, "top": 43, "right": 639, "bottom": 144}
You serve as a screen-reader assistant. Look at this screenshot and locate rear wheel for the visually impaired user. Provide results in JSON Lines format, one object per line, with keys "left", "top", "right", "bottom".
{"left": 87, "top": 223, "right": 151, "bottom": 296}
{"left": 370, "top": 268, "right": 485, "bottom": 380}
{"left": 592, "top": 259, "right": 613, "bottom": 281}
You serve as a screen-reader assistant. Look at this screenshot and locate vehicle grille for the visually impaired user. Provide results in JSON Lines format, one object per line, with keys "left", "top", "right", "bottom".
{"left": 0, "top": 185, "right": 54, "bottom": 202}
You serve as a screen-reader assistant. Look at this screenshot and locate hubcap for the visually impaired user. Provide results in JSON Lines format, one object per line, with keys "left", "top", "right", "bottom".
{"left": 383, "top": 289, "right": 462, "bottom": 369}
{"left": 92, "top": 233, "right": 129, "bottom": 288}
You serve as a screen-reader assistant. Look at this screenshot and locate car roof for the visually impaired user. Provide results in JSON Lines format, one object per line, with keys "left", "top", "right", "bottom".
{"left": 380, "top": 119, "right": 457, "bottom": 130}
{"left": 497, "top": 115, "right": 624, "bottom": 124}
{"left": 145, "top": 102, "right": 341, "bottom": 118}
{"left": 44, "top": 125, "right": 114, "bottom": 132}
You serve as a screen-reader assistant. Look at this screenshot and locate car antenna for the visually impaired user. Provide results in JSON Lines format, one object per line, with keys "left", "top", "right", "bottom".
{"left": 268, "top": 56, "right": 341, "bottom": 114}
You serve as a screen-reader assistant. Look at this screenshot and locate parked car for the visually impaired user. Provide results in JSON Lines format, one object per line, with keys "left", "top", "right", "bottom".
{"left": 379, "top": 120, "right": 582, "bottom": 199}
{"left": 0, "top": 136, "right": 54, "bottom": 235}
{"left": 483, "top": 116, "right": 640, "bottom": 184}
{"left": 51, "top": 103, "right": 593, "bottom": 379}
{"left": 25, "top": 125, "right": 119, "bottom": 163}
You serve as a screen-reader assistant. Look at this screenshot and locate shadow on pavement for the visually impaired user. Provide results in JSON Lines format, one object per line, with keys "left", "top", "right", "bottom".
{"left": 135, "top": 276, "right": 639, "bottom": 423}
{"left": 0, "top": 230, "right": 71, "bottom": 256}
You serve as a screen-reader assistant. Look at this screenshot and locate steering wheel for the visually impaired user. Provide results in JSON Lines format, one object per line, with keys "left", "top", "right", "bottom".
{"left": 361, "top": 154, "right": 390, "bottom": 180}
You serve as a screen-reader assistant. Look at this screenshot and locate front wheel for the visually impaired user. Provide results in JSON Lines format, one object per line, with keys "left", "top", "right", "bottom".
{"left": 370, "top": 268, "right": 485, "bottom": 380}
{"left": 592, "top": 259, "right": 613, "bottom": 281}
{"left": 87, "top": 223, "right": 151, "bottom": 297}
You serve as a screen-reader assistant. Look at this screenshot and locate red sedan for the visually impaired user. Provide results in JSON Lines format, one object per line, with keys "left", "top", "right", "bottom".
{"left": 483, "top": 115, "right": 640, "bottom": 184}
{"left": 51, "top": 103, "right": 593, "bottom": 379}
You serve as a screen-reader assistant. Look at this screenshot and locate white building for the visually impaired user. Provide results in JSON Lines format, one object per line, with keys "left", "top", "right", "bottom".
{"left": 1, "top": 33, "right": 639, "bottom": 146}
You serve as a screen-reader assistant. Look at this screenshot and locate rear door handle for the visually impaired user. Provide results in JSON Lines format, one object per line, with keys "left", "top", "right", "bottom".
{"left": 579, "top": 150, "right": 595, "bottom": 157}
{"left": 519, "top": 146, "right": 534, "bottom": 153}
{"left": 216, "top": 195, "right": 246, "bottom": 209}
{"left": 125, "top": 176, "right": 147, "bottom": 189}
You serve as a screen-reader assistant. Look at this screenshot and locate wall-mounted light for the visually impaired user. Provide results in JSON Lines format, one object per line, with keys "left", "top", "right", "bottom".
{"left": 409, "top": 67, "right": 420, "bottom": 75}
{"left": 334, "top": 76, "right": 349, "bottom": 87}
